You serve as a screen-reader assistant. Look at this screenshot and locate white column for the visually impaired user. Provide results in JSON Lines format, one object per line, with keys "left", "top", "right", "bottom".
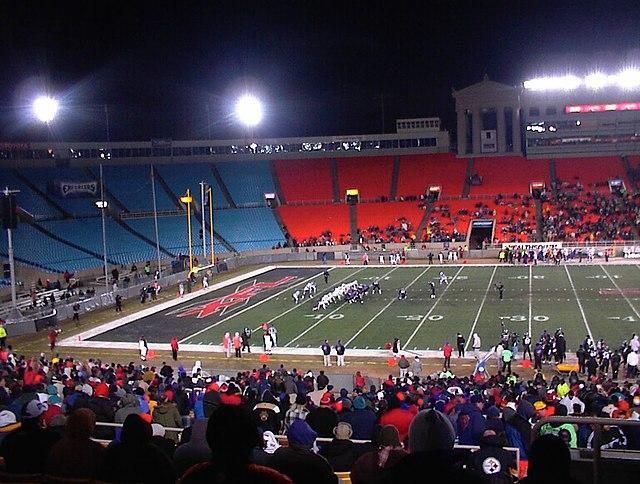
{"left": 472, "top": 108, "right": 482, "bottom": 155}
{"left": 512, "top": 106, "right": 522, "bottom": 155}
{"left": 457, "top": 110, "right": 467, "bottom": 155}
{"left": 496, "top": 105, "right": 506, "bottom": 154}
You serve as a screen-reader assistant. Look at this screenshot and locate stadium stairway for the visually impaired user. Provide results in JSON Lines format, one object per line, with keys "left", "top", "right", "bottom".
{"left": 349, "top": 204, "right": 357, "bottom": 244}
{"left": 153, "top": 169, "right": 184, "bottom": 210}
{"left": 330, "top": 158, "right": 340, "bottom": 202}
{"left": 462, "top": 158, "right": 474, "bottom": 198}
{"left": 269, "top": 160, "right": 286, "bottom": 205}
{"left": 208, "top": 163, "right": 237, "bottom": 208}
{"left": 549, "top": 159, "right": 559, "bottom": 197}
{"left": 415, "top": 200, "right": 433, "bottom": 240}
{"left": 534, "top": 197, "right": 545, "bottom": 242}
{"left": 389, "top": 156, "right": 400, "bottom": 200}
{"left": 621, "top": 155, "right": 638, "bottom": 191}
{"left": 11, "top": 169, "right": 70, "bottom": 219}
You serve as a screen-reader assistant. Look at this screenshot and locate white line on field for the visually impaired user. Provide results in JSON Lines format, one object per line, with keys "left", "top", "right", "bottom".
{"left": 345, "top": 266, "right": 430, "bottom": 346}
{"left": 179, "top": 268, "right": 337, "bottom": 344}
{"left": 250, "top": 267, "right": 369, "bottom": 333}
{"left": 284, "top": 302, "right": 347, "bottom": 347}
{"left": 564, "top": 265, "right": 594, "bottom": 341}
{"left": 599, "top": 264, "right": 640, "bottom": 320}
{"left": 464, "top": 265, "right": 497, "bottom": 351}
{"left": 528, "top": 265, "right": 533, "bottom": 336}
{"left": 403, "top": 266, "right": 464, "bottom": 350}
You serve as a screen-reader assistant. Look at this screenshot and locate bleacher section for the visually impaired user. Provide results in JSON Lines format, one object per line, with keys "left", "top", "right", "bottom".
{"left": 278, "top": 205, "right": 351, "bottom": 244}
{"left": 155, "top": 163, "right": 228, "bottom": 209}
{"left": 356, "top": 202, "right": 424, "bottom": 242}
{"left": 28, "top": 167, "right": 101, "bottom": 217}
{"left": 554, "top": 156, "right": 626, "bottom": 192}
{"left": 0, "top": 168, "right": 62, "bottom": 220}
{"left": 425, "top": 200, "right": 473, "bottom": 242}
{"left": 102, "top": 164, "right": 176, "bottom": 212}
{"left": 336, "top": 156, "right": 394, "bottom": 200}
{"left": 213, "top": 207, "right": 285, "bottom": 251}
{"left": 273, "top": 159, "right": 334, "bottom": 202}
{"left": 0, "top": 223, "right": 98, "bottom": 273}
{"left": 216, "top": 160, "right": 276, "bottom": 205}
{"left": 396, "top": 153, "right": 466, "bottom": 198}
{"left": 469, "top": 156, "right": 550, "bottom": 195}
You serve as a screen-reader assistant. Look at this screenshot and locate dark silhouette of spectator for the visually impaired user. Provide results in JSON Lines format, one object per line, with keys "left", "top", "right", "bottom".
{"left": 100, "top": 413, "right": 175, "bottom": 483}
{"left": 46, "top": 408, "right": 106, "bottom": 479}
{"left": 181, "top": 405, "right": 291, "bottom": 483}
{"left": 319, "top": 422, "right": 360, "bottom": 472}
{"left": 173, "top": 418, "right": 211, "bottom": 478}
{"left": 519, "top": 434, "right": 580, "bottom": 484}
{"left": 350, "top": 425, "right": 408, "bottom": 484}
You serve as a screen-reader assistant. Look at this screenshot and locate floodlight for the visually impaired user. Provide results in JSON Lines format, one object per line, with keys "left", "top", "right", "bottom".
{"left": 235, "top": 94, "right": 263, "bottom": 127}
{"left": 524, "top": 75, "right": 581, "bottom": 91}
{"left": 95, "top": 200, "right": 108, "bottom": 209}
{"left": 615, "top": 69, "right": 640, "bottom": 89}
{"left": 32, "top": 96, "right": 59, "bottom": 123}
{"left": 584, "top": 73, "right": 611, "bottom": 90}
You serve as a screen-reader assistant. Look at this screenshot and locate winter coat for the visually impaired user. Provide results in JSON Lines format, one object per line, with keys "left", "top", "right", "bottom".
{"left": 319, "top": 438, "right": 360, "bottom": 472}
{"left": 87, "top": 396, "right": 116, "bottom": 440}
{"left": 270, "top": 444, "right": 338, "bottom": 484}
{"left": 173, "top": 418, "right": 211, "bottom": 478}
{"left": 341, "top": 408, "right": 377, "bottom": 440}
{"left": 457, "top": 403, "right": 486, "bottom": 445}
{"left": 152, "top": 402, "right": 182, "bottom": 442}
{"left": 115, "top": 394, "right": 142, "bottom": 423}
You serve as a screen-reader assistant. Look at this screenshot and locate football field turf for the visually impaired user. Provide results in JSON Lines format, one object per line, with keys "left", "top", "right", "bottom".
{"left": 77, "top": 263, "right": 640, "bottom": 355}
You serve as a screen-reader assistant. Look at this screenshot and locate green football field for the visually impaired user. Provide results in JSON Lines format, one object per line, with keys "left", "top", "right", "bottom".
{"left": 172, "top": 263, "right": 640, "bottom": 353}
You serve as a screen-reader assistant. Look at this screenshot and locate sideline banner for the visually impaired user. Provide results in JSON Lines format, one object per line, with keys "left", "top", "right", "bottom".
{"left": 48, "top": 180, "right": 99, "bottom": 198}
{"left": 501, "top": 242, "right": 562, "bottom": 251}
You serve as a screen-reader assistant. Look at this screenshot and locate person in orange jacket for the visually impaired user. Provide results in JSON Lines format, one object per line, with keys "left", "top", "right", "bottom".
{"left": 233, "top": 332, "right": 242, "bottom": 358}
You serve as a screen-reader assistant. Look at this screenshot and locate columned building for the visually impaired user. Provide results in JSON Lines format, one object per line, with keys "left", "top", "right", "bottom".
{"left": 453, "top": 76, "right": 522, "bottom": 157}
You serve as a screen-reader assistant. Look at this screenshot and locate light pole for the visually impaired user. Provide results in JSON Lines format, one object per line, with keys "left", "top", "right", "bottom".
{"left": 208, "top": 186, "right": 215, "bottom": 265}
{"left": 2, "top": 188, "right": 21, "bottom": 320}
{"left": 95, "top": 163, "right": 110, "bottom": 293}
{"left": 150, "top": 165, "right": 162, "bottom": 278}
{"left": 180, "top": 189, "right": 194, "bottom": 273}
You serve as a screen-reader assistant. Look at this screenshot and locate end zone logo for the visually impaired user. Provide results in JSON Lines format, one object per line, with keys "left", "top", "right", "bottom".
{"left": 176, "top": 276, "right": 298, "bottom": 319}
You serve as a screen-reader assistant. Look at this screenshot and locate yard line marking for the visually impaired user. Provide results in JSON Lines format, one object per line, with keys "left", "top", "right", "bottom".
{"left": 345, "top": 267, "right": 431, "bottom": 346}
{"left": 564, "top": 265, "right": 594, "bottom": 341}
{"left": 404, "top": 266, "right": 464, "bottom": 350}
{"left": 179, "top": 268, "right": 339, "bottom": 343}
{"left": 599, "top": 265, "right": 640, "bottom": 320}
{"left": 464, "top": 265, "right": 497, "bottom": 351}
{"left": 528, "top": 265, "right": 533, "bottom": 336}
{"left": 283, "top": 266, "right": 397, "bottom": 347}
{"left": 251, "top": 267, "right": 368, "bottom": 332}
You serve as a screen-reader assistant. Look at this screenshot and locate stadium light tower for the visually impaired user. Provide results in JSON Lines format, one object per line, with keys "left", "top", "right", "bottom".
{"left": 32, "top": 96, "right": 59, "bottom": 123}
{"left": 235, "top": 94, "right": 263, "bottom": 127}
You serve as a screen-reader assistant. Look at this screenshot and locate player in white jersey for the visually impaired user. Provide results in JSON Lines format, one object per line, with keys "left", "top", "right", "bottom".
{"left": 292, "top": 289, "right": 302, "bottom": 303}
{"left": 439, "top": 271, "right": 448, "bottom": 285}
{"left": 303, "top": 281, "right": 317, "bottom": 297}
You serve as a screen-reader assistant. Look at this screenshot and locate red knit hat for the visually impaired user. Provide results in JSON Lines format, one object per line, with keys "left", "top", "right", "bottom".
{"left": 94, "top": 383, "right": 109, "bottom": 398}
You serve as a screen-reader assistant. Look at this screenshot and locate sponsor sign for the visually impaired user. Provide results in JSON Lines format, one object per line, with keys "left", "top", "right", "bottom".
{"left": 49, "top": 180, "right": 99, "bottom": 198}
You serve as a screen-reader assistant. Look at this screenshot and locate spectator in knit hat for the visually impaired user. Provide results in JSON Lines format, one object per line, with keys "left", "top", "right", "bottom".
{"left": 520, "top": 434, "right": 580, "bottom": 484}
{"left": 319, "top": 421, "right": 359, "bottom": 471}
{"left": 115, "top": 393, "right": 142, "bottom": 423}
{"left": 285, "top": 393, "right": 310, "bottom": 431}
{"left": 378, "top": 393, "right": 415, "bottom": 444}
{"left": 381, "top": 409, "right": 479, "bottom": 483}
{"left": 457, "top": 393, "right": 486, "bottom": 445}
{"left": 86, "top": 382, "right": 115, "bottom": 440}
{"left": 504, "top": 399, "right": 534, "bottom": 460}
{"left": 252, "top": 430, "right": 281, "bottom": 467}
{"left": 0, "top": 410, "right": 20, "bottom": 445}
{"left": 0, "top": 400, "right": 60, "bottom": 474}
{"left": 485, "top": 405, "right": 505, "bottom": 433}
{"left": 306, "top": 395, "right": 338, "bottom": 438}
{"left": 468, "top": 429, "right": 516, "bottom": 484}
{"left": 341, "top": 395, "right": 377, "bottom": 440}
{"left": 153, "top": 393, "right": 183, "bottom": 442}
{"left": 270, "top": 419, "right": 337, "bottom": 483}
{"left": 100, "top": 413, "right": 175, "bottom": 483}
{"left": 181, "top": 405, "right": 291, "bottom": 483}
{"left": 173, "top": 418, "right": 210, "bottom": 478}
{"left": 350, "top": 425, "right": 407, "bottom": 484}
{"left": 46, "top": 408, "right": 106, "bottom": 480}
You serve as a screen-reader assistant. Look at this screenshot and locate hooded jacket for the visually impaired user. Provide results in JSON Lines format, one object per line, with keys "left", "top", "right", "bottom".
{"left": 115, "top": 393, "right": 142, "bottom": 423}
{"left": 173, "top": 418, "right": 211, "bottom": 477}
{"left": 152, "top": 401, "right": 182, "bottom": 442}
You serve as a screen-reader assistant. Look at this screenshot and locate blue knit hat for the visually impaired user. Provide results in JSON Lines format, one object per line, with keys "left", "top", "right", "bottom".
{"left": 287, "top": 420, "right": 317, "bottom": 447}
{"left": 353, "top": 396, "right": 366, "bottom": 410}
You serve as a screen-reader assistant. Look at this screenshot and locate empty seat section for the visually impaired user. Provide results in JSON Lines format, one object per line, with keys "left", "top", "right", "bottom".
{"left": 155, "top": 163, "right": 228, "bottom": 208}
{"left": 278, "top": 205, "right": 350, "bottom": 243}
{"left": 357, "top": 202, "right": 423, "bottom": 241}
{"left": 469, "top": 157, "right": 549, "bottom": 195}
{"left": 274, "top": 159, "right": 333, "bottom": 202}
{"left": 213, "top": 208, "right": 284, "bottom": 251}
{"left": 103, "top": 164, "right": 176, "bottom": 212}
{"left": 0, "top": 224, "right": 99, "bottom": 273}
{"left": 41, "top": 218, "right": 155, "bottom": 266}
{"left": 555, "top": 157, "right": 626, "bottom": 192}
{"left": 125, "top": 216, "right": 197, "bottom": 256}
{"left": 336, "top": 156, "right": 393, "bottom": 200}
{"left": 397, "top": 153, "right": 466, "bottom": 198}
{"left": 0, "top": 168, "right": 62, "bottom": 220}
{"left": 216, "top": 160, "right": 276, "bottom": 205}
{"left": 28, "top": 167, "right": 102, "bottom": 217}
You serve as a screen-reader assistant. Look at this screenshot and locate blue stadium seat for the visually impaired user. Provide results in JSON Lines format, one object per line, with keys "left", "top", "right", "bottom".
{"left": 155, "top": 163, "right": 228, "bottom": 208}
{"left": 102, "top": 164, "right": 176, "bottom": 212}
{"left": 215, "top": 161, "right": 276, "bottom": 205}
{"left": 0, "top": 168, "right": 62, "bottom": 220}
{"left": 28, "top": 167, "right": 101, "bottom": 217}
{"left": 213, "top": 207, "right": 284, "bottom": 251}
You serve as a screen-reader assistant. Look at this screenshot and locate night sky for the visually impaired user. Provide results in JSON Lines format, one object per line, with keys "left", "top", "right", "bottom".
{"left": 1, "top": 0, "right": 639, "bottom": 142}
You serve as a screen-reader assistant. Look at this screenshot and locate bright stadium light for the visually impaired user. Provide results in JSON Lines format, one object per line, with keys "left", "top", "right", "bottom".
{"left": 523, "top": 75, "right": 581, "bottom": 91}
{"left": 32, "top": 96, "right": 59, "bottom": 123}
{"left": 235, "top": 94, "right": 263, "bottom": 127}
{"left": 584, "top": 72, "right": 612, "bottom": 90}
{"left": 615, "top": 69, "right": 640, "bottom": 89}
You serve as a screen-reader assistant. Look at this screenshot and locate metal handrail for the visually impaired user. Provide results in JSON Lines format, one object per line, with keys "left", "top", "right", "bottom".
{"left": 531, "top": 416, "right": 640, "bottom": 484}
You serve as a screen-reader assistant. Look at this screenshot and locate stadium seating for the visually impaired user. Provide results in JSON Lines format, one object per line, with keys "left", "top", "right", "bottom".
{"left": 102, "top": 164, "right": 177, "bottom": 212}
{"left": 0, "top": 168, "right": 62, "bottom": 220}
{"left": 425, "top": 199, "right": 473, "bottom": 242}
{"left": 469, "top": 156, "right": 550, "bottom": 195}
{"left": 274, "top": 158, "right": 334, "bottom": 202}
{"left": 27, "top": 167, "right": 102, "bottom": 217}
{"left": 554, "top": 156, "right": 627, "bottom": 192}
{"left": 356, "top": 201, "right": 424, "bottom": 242}
{"left": 155, "top": 163, "right": 228, "bottom": 209}
{"left": 277, "top": 205, "right": 351, "bottom": 244}
{"left": 0, "top": 223, "right": 99, "bottom": 273}
{"left": 216, "top": 160, "right": 277, "bottom": 205}
{"left": 213, "top": 207, "right": 285, "bottom": 252}
{"left": 41, "top": 218, "right": 157, "bottom": 265}
{"left": 396, "top": 153, "right": 466, "bottom": 199}
{"left": 336, "top": 156, "right": 394, "bottom": 200}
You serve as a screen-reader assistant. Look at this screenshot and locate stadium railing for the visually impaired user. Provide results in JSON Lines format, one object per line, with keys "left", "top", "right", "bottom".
{"left": 531, "top": 416, "right": 640, "bottom": 484}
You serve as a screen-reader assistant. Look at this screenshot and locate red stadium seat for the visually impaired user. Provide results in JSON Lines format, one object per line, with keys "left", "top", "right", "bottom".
{"left": 468, "top": 156, "right": 550, "bottom": 195}
{"left": 277, "top": 204, "right": 351, "bottom": 244}
{"left": 274, "top": 159, "right": 334, "bottom": 202}
{"left": 397, "top": 153, "right": 466, "bottom": 199}
{"left": 554, "top": 156, "right": 627, "bottom": 193}
{"left": 336, "top": 156, "right": 394, "bottom": 200}
{"left": 356, "top": 201, "right": 424, "bottom": 242}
